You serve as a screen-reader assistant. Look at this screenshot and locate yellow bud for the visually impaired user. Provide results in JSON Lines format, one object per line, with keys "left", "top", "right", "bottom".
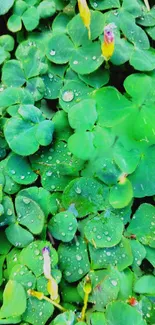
{"left": 47, "top": 277, "right": 59, "bottom": 301}
{"left": 27, "top": 289, "right": 44, "bottom": 300}
{"left": 78, "top": 0, "right": 91, "bottom": 39}
{"left": 83, "top": 277, "right": 92, "bottom": 294}
{"left": 101, "top": 41, "right": 115, "bottom": 61}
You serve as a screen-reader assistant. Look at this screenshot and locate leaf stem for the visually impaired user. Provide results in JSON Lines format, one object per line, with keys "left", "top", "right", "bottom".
{"left": 43, "top": 295, "right": 66, "bottom": 312}
{"left": 79, "top": 277, "right": 92, "bottom": 321}
{"left": 80, "top": 292, "right": 89, "bottom": 321}
{"left": 144, "top": 0, "right": 150, "bottom": 11}
{"left": 28, "top": 289, "right": 66, "bottom": 312}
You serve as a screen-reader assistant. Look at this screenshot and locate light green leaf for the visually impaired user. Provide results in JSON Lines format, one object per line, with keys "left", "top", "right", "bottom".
{"left": 68, "top": 99, "right": 97, "bottom": 131}
{"left": 134, "top": 275, "right": 155, "bottom": 295}
{"left": 126, "top": 203, "right": 155, "bottom": 248}
{"left": 0, "top": 280, "right": 26, "bottom": 318}
{"left": 94, "top": 87, "right": 132, "bottom": 127}
{"left": 7, "top": 15, "right": 22, "bottom": 33}
{"left": 58, "top": 236, "right": 90, "bottom": 282}
{"left": 105, "top": 301, "right": 146, "bottom": 325}
{"left": 7, "top": 153, "right": 38, "bottom": 185}
{"left": 23, "top": 296, "right": 54, "bottom": 325}
{"left": 68, "top": 131, "right": 95, "bottom": 160}
{"left": 46, "top": 33, "right": 74, "bottom": 64}
{"left": 90, "top": 0, "right": 120, "bottom": 10}
{"left": 84, "top": 213, "right": 123, "bottom": 248}
{"left": 5, "top": 224, "right": 34, "bottom": 248}
{"left": 22, "top": 6, "right": 39, "bottom": 31}
{"left": 109, "top": 178, "right": 133, "bottom": 209}
{"left": 20, "top": 241, "right": 58, "bottom": 277}
{"left": 48, "top": 211, "right": 77, "bottom": 242}
{"left": 70, "top": 42, "right": 103, "bottom": 75}
{"left": 0, "top": 0, "right": 15, "bottom": 15}
{"left": 130, "top": 48, "right": 155, "bottom": 71}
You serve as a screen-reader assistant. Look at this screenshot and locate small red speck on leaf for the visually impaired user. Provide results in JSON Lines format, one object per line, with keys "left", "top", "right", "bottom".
{"left": 128, "top": 297, "right": 138, "bottom": 306}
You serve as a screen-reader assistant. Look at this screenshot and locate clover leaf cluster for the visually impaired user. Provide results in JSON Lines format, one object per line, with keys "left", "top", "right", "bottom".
{"left": 0, "top": 0, "right": 155, "bottom": 324}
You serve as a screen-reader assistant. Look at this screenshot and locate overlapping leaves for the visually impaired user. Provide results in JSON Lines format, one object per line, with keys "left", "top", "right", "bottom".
{"left": 0, "top": 0, "right": 155, "bottom": 324}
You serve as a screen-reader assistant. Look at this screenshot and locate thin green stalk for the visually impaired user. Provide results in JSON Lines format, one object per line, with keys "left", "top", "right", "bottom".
{"left": 43, "top": 295, "right": 66, "bottom": 312}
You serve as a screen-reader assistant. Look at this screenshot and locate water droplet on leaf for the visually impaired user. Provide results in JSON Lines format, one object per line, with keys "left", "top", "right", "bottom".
{"left": 50, "top": 50, "right": 56, "bottom": 56}
{"left": 62, "top": 90, "right": 74, "bottom": 102}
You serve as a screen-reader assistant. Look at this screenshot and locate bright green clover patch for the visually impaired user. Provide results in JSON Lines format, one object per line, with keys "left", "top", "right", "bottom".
{"left": 79, "top": 66, "right": 110, "bottom": 88}
{"left": 48, "top": 211, "right": 77, "bottom": 242}
{"left": 59, "top": 80, "right": 90, "bottom": 112}
{"left": 134, "top": 275, "right": 155, "bottom": 295}
{"left": 6, "top": 248, "right": 21, "bottom": 275}
{"left": 0, "top": 87, "right": 34, "bottom": 111}
{"left": 110, "top": 36, "right": 133, "bottom": 66}
{"left": 117, "top": 268, "right": 133, "bottom": 300}
{"left": 37, "top": 0, "right": 56, "bottom": 19}
{"left": 15, "top": 195, "right": 45, "bottom": 234}
{"left": 130, "top": 240, "right": 146, "bottom": 268}
{"left": 67, "top": 11, "right": 106, "bottom": 46}
{"left": 109, "top": 178, "right": 133, "bottom": 209}
{"left": 7, "top": 14, "right": 22, "bottom": 33}
{"left": 105, "top": 301, "right": 146, "bottom": 325}
{"left": 42, "top": 73, "right": 63, "bottom": 99}
{"left": 93, "top": 87, "right": 132, "bottom": 127}
{"left": 89, "top": 312, "right": 106, "bottom": 325}
{"left": 126, "top": 203, "right": 155, "bottom": 248}
{"left": 84, "top": 212, "right": 123, "bottom": 248}
{"left": 0, "top": 195, "right": 16, "bottom": 226}
{"left": 58, "top": 236, "right": 90, "bottom": 282}
{"left": 89, "top": 268, "right": 120, "bottom": 310}
{"left": 22, "top": 297, "right": 54, "bottom": 325}
{"left": 2, "top": 60, "right": 26, "bottom": 87}
{"left": 68, "top": 131, "right": 95, "bottom": 160}
{"left": 52, "top": 13, "right": 71, "bottom": 33}
{"left": 30, "top": 140, "right": 84, "bottom": 192}
{"left": 68, "top": 99, "right": 97, "bottom": 131}
{"left": 0, "top": 280, "right": 26, "bottom": 319}
{"left": 22, "top": 6, "right": 39, "bottom": 31}
{"left": 20, "top": 241, "right": 58, "bottom": 277}
{"left": 26, "top": 77, "right": 45, "bottom": 101}
{"left": 5, "top": 223, "right": 34, "bottom": 248}
{"left": 17, "top": 186, "right": 54, "bottom": 218}
{"left": 7, "top": 153, "right": 38, "bottom": 185}
{"left": 145, "top": 246, "right": 155, "bottom": 267}
{"left": 90, "top": 0, "right": 120, "bottom": 10}
{"left": 62, "top": 177, "right": 108, "bottom": 218}
{"left": 89, "top": 237, "right": 133, "bottom": 271}
{"left": 119, "top": 11, "right": 150, "bottom": 50}
{"left": 16, "top": 41, "right": 48, "bottom": 79}
{"left": 113, "top": 141, "right": 140, "bottom": 174}
{"left": 70, "top": 42, "right": 104, "bottom": 75}
{"left": 9, "top": 264, "right": 36, "bottom": 290}
{"left": 52, "top": 110, "right": 72, "bottom": 140}
{"left": 0, "top": 1, "right": 155, "bottom": 323}
{"left": 129, "top": 146, "right": 155, "bottom": 197}
{"left": 130, "top": 47, "right": 155, "bottom": 71}
{"left": 0, "top": 0, "right": 15, "bottom": 15}
{"left": 46, "top": 33, "right": 74, "bottom": 64}
{"left": 82, "top": 145, "right": 120, "bottom": 185}
{"left": 4, "top": 110, "right": 54, "bottom": 156}
{"left": 49, "top": 311, "right": 75, "bottom": 325}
